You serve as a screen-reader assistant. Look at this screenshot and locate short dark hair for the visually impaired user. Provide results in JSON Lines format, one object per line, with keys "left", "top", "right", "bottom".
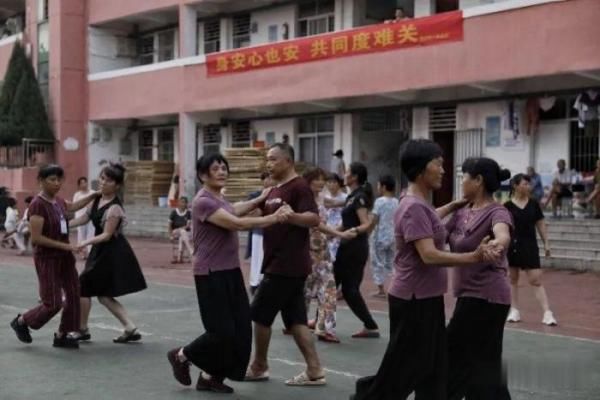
{"left": 101, "top": 163, "right": 126, "bottom": 185}
{"left": 462, "top": 157, "right": 511, "bottom": 194}
{"left": 400, "top": 139, "right": 443, "bottom": 182}
{"left": 25, "top": 196, "right": 34, "bottom": 204}
{"left": 196, "top": 153, "right": 230, "bottom": 184}
{"left": 302, "top": 167, "right": 327, "bottom": 185}
{"left": 179, "top": 196, "right": 188, "bottom": 203}
{"left": 7, "top": 197, "right": 16, "bottom": 207}
{"left": 327, "top": 173, "right": 344, "bottom": 186}
{"left": 77, "top": 176, "right": 88, "bottom": 185}
{"left": 260, "top": 171, "right": 270, "bottom": 181}
{"left": 378, "top": 175, "right": 396, "bottom": 192}
{"left": 38, "top": 164, "right": 64, "bottom": 180}
{"left": 270, "top": 142, "right": 295, "bottom": 162}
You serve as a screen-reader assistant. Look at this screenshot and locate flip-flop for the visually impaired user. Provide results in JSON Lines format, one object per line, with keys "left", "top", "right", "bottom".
{"left": 244, "top": 368, "right": 269, "bottom": 382}
{"left": 285, "top": 371, "right": 326, "bottom": 386}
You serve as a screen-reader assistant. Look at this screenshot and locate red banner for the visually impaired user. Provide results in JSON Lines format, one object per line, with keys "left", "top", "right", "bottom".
{"left": 207, "top": 11, "right": 463, "bottom": 77}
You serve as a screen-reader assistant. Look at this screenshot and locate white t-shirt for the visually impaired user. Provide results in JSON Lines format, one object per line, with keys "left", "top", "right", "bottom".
{"left": 4, "top": 206, "right": 18, "bottom": 231}
{"left": 553, "top": 169, "right": 573, "bottom": 185}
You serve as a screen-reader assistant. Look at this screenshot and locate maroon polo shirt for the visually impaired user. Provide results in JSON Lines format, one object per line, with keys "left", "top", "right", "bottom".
{"left": 27, "top": 195, "right": 70, "bottom": 258}
{"left": 261, "top": 176, "right": 318, "bottom": 278}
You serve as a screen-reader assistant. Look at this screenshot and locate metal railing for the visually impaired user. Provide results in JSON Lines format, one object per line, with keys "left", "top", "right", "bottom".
{"left": 0, "top": 138, "right": 55, "bottom": 168}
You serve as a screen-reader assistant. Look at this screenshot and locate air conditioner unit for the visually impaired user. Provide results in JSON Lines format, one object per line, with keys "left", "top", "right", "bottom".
{"left": 116, "top": 37, "right": 137, "bottom": 58}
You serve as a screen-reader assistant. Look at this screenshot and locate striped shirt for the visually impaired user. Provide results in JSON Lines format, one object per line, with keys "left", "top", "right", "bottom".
{"left": 28, "top": 194, "right": 70, "bottom": 258}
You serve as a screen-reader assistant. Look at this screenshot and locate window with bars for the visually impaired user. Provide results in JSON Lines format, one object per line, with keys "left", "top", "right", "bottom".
{"left": 361, "top": 109, "right": 410, "bottom": 133}
{"left": 232, "top": 14, "right": 251, "bottom": 49}
{"left": 157, "top": 128, "right": 175, "bottom": 161}
{"left": 203, "top": 19, "right": 220, "bottom": 54}
{"left": 297, "top": 116, "right": 334, "bottom": 170}
{"left": 138, "top": 130, "right": 154, "bottom": 161}
{"left": 203, "top": 125, "right": 221, "bottom": 155}
{"left": 137, "top": 29, "right": 176, "bottom": 65}
{"left": 157, "top": 30, "right": 175, "bottom": 62}
{"left": 231, "top": 121, "right": 251, "bottom": 147}
{"left": 298, "top": 0, "right": 335, "bottom": 37}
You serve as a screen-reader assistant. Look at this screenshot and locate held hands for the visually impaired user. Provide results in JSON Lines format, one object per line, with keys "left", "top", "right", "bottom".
{"left": 274, "top": 204, "right": 294, "bottom": 223}
{"left": 475, "top": 236, "right": 504, "bottom": 262}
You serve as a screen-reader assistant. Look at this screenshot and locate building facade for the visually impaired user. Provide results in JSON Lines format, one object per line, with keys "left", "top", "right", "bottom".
{"left": 1, "top": 0, "right": 599, "bottom": 205}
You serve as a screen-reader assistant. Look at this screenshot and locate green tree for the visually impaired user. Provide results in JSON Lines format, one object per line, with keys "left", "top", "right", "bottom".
{"left": 0, "top": 41, "right": 53, "bottom": 146}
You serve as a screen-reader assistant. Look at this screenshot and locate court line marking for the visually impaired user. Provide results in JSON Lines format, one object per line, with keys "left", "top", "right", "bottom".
{"left": 1, "top": 262, "right": 599, "bottom": 345}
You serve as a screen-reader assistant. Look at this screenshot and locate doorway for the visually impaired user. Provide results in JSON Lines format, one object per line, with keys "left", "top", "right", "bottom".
{"left": 433, "top": 131, "right": 454, "bottom": 207}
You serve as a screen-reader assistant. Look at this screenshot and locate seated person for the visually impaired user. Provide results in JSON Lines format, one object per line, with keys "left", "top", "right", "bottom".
{"left": 168, "top": 197, "right": 192, "bottom": 263}
{"left": 545, "top": 159, "right": 573, "bottom": 216}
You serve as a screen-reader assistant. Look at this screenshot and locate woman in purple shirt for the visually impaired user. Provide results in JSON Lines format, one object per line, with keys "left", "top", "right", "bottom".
{"left": 446, "top": 157, "right": 513, "bottom": 400}
{"left": 352, "top": 140, "right": 499, "bottom": 400}
{"left": 166, "top": 153, "right": 290, "bottom": 394}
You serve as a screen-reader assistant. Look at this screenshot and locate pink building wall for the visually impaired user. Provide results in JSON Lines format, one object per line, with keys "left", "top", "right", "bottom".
{"left": 88, "top": 0, "right": 600, "bottom": 121}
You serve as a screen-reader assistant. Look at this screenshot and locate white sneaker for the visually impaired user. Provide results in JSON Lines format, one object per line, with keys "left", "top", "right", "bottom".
{"left": 507, "top": 308, "right": 521, "bottom": 323}
{"left": 542, "top": 311, "right": 557, "bottom": 326}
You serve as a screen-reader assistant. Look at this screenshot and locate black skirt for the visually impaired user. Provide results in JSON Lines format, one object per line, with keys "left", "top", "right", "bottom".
{"left": 80, "top": 234, "right": 147, "bottom": 297}
{"left": 183, "top": 269, "right": 251, "bottom": 381}
{"left": 507, "top": 237, "right": 541, "bottom": 269}
{"left": 352, "top": 295, "right": 447, "bottom": 400}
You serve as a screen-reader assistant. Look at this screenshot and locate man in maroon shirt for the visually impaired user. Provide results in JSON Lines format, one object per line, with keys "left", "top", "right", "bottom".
{"left": 246, "top": 143, "right": 326, "bottom": 386}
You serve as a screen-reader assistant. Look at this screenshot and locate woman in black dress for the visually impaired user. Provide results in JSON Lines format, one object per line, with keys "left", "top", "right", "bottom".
{"left": 504, "top": 173, "right": 557, "bottom": 326}
{"left": 71, "top": 163, "right": 147, "bottom": 342}
{"left": 334, "top": 162, "right": 380, "bottom": 338}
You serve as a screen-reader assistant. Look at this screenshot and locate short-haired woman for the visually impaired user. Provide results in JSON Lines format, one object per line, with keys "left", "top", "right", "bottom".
{"left": 10, "top": 165, "right": 99, "bottom": 349}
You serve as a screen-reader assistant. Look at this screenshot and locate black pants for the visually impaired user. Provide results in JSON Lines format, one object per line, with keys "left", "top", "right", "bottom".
{"left": 334, "top": 238, "right": 378, "bottom": 330}
{"left": 447, "top": 297, "right": 511, "bottom": 400}
{"left": 183, "top": 269, "right": 251, "bottom": 381}
{"left": 353, "top": 295, "right": 447, "bottom": 400}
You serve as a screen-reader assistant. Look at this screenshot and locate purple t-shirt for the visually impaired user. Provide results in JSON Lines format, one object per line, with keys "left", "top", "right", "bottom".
{"left": 446, "top": 203, "right": 513, "bottom": 305}
{"left": 388, "top": 195, "right": 448, "bottom": 300}
{"left": 191, "top": 189, "right": 240, "bottom": 276}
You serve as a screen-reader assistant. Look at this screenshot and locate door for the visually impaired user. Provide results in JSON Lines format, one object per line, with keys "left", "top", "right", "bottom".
{"left": 433, "top": 131, "right": 454, "bottom": 207}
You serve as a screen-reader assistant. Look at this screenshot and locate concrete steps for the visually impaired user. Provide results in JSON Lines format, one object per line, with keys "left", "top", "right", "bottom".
{"left": 539, "top": 219, "right": 600, "bottom": 272}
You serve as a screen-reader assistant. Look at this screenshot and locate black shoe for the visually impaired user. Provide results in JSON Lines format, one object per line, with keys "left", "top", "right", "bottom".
{"left": 53, "top": 334, "right": 79, "bottom": 349}
{"left": 196, "top": 374, "right": 234, "bottom": 394}
{"left": 10, "top": 315, "right": 32, "bottom": 344}
{"left": 167, "top": 348, "right": 192, "bottom": 386}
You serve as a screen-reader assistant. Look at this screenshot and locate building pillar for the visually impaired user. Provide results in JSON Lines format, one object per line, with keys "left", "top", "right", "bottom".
{"left": 48, "top": 0, "right": 87, "bottom": 197}
{"left": 220, "top": 17, "right": 230, "bottom": 51}
{"left": 179, "top": 5, "right": 196, "bottom": 58}
{"left": 179, "top": 113, "right": 198, "bottom": 199}
{"left": 334, "top": 113, "right": 353, "bottom": 168}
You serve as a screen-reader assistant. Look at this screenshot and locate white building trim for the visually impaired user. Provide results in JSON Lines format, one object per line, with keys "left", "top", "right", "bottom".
{"left": 0, "top": 33, "right": 23, "bottom": 48}
{"left": 463, "top": 0, "right": 566, "bottom": 19}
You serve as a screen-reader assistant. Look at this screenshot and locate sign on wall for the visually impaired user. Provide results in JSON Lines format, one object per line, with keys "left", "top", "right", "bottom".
{"left": 485, "top": 116, "right": 501, "bottom": 147}
{"left": 206, "top": 11, "right": 463, "bottom": 77}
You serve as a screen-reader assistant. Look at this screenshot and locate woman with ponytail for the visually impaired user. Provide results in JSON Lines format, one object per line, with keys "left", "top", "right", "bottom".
{"left": 334, "top": 162, "right": 380, "bottom": 338}
{"left": 445, "top": 157, "right": 513, "bottom": 399}
{"left": 70, "top": 163, "right": 148, "bottom": 343}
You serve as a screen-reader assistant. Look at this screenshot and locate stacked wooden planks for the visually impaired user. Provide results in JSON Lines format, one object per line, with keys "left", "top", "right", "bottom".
{"left": 223, "top": 148, "right": 267, "bottom": 202}
{"left": 123, "top": 161, "right": 174, "bottom": 205}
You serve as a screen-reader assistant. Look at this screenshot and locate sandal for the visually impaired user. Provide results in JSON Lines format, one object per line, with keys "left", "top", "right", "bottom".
{"left": 317, "top": 333, "right": 341, "bottom": 343}
{"left": 244, "top": 367, "right": 269, "bottom": 382}
{"left": 113, "top": 328, "right": 142, "bottom": 343}
{"left": 77, "top": 328, "right": 91, "bottom": 341}
{"left": 285, "top": 371, "right": 326, "bottom": 386}
{"left": 351, "top": 329, "right": 380, "bottom": 339}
